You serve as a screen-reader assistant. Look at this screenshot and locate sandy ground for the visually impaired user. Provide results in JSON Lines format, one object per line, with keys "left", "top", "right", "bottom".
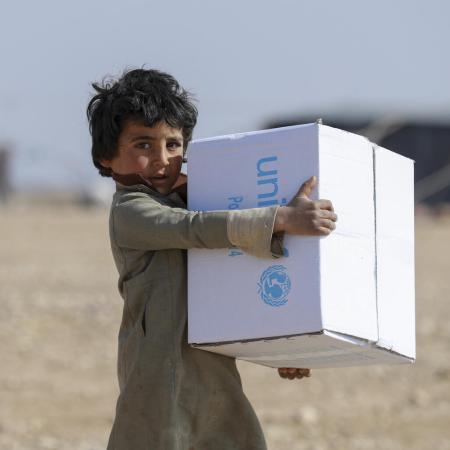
{"left": 0, "top": 200, "right": 449, "bottom": 450}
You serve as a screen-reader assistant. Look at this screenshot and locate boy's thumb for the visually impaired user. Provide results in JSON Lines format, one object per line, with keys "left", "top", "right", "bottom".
{"left": 297, "top": 176, "right": 317, "bottom": 199}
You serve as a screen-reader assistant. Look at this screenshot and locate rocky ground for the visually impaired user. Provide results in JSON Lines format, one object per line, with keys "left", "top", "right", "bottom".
{"left": 0, "top": 200, "right": 449, "bottom": 450}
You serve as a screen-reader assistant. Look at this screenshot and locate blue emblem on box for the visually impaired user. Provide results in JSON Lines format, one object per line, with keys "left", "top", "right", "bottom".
{"left": 258, "top": 265, "right": 291, "bottom": 307}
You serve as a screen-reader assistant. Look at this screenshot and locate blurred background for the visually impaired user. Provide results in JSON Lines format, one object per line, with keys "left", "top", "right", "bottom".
{"left": 1, "top": 1, "right": 449, "bottom": 449}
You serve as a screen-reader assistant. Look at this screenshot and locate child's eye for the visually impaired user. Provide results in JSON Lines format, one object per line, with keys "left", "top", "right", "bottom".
{"left": 136, "top": 142, "right": 151, "bottom": 150}
{"left": 167, "top": 141, "right": 182, "bottom": 151}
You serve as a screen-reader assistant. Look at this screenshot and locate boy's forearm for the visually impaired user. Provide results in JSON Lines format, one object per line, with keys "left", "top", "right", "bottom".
{"left": 113, "top": 192, "right": 281, "bottom": 257}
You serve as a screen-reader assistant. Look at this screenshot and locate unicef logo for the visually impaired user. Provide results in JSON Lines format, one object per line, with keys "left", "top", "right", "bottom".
{"left": 257, "top": 265, "right": 291, "bottom": 307}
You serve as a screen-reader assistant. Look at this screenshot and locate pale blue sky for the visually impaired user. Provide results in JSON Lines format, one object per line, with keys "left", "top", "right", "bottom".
{"left": 1, "top": 0, "right": 449, "bottom": 189}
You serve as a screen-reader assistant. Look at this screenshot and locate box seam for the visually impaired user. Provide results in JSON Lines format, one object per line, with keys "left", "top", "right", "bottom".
{"left": 317, "top": 122, "right": 324, "bottom": 331}
{"left": 372, "top": 145, "right": 381, "bottom": 344}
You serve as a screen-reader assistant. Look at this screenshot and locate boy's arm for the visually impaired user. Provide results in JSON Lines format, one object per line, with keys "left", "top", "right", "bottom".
{"left": 112, "top": 176, "right": 337, "bottom": 257}
{"left": 112, "top": 191, "right": 281, "bottom": 258}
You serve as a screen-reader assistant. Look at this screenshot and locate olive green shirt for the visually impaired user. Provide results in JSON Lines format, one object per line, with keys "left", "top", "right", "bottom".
{"left": 107, "top": 182, "right": 281, "bottom": 450}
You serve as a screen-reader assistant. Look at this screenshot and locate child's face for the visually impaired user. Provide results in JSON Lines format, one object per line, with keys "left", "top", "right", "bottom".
{"left": 101, "top": 120, "right": 184, "bottom": 195}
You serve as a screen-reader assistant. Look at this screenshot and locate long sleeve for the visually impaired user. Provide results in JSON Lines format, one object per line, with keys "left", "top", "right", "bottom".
{"left": 111, "top": 191, "right": 281, "bottom": 258}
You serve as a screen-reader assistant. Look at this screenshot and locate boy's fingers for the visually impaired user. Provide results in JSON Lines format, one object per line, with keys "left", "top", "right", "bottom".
{"left": 317, "top": 227, "right": 332, "bottom": 236}
{"left": 318, "top": 219, "right": 336, "bottom": 231}
{"left": 297, "top": 176, "right": 317, "bottom": 199}
{"left": 317, "top": 199, "right": 334, "bottom": 211}
{"left": 279, "top": 368, "right": 293, "bottom": 378}
{"left": 278, "top": 368, "right": 311, "bottom": 380}
{"left": 318, "top": 210, "right": 338, "bottom": 222}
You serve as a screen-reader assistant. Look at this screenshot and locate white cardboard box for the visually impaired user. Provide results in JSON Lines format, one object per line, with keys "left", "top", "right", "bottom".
{"left": 187, "top": 123, "right": 415, "bottom": 368}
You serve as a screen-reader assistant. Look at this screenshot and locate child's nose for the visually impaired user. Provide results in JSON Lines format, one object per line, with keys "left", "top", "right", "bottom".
{"left": 153, "top": 148, "right": 170, "bottom": 169}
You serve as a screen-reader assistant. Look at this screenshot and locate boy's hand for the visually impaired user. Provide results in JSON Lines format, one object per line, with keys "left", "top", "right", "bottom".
{"left": 278, "top": 368, "right": 311, "bottom": 380}
{"left": 274, "top": 176, "right": 337, "bottom": 236}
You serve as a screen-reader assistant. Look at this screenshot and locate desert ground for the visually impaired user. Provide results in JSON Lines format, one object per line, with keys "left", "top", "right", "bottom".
{"left": 0, "top": 197, "right": 449, "bottom": 450}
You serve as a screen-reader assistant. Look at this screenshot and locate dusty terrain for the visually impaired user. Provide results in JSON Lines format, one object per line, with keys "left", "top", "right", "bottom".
{"left": 0, "top": 200, "right": 449, "bottom": 450}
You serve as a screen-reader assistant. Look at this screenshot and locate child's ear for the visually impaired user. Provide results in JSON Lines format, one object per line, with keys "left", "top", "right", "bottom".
{"left": 99, "top": 159, "right": 112, "bottom": 169}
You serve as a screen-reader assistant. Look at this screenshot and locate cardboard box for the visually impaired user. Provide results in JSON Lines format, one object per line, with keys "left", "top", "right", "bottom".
{"left": 187, "top": 123, "right": 415, "bottom": 368}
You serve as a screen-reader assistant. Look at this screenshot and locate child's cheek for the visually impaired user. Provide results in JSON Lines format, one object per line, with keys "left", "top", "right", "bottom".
{"left": 133, "top": 156, "right": 150, "bottom": 170}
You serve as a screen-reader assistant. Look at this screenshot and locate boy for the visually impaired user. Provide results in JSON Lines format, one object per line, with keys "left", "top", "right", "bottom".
{"left": 87, "top": 68, "right": 337, "bottom": 450}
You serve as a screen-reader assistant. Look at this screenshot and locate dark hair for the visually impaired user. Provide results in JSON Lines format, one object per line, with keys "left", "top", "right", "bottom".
{"left": 87, "top": 68, "right": 198, "bottom": 177}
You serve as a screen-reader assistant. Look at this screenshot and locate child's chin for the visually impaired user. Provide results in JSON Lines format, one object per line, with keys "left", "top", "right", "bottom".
{"left": 152, "top": 184, "right": 173, "bottom": 195}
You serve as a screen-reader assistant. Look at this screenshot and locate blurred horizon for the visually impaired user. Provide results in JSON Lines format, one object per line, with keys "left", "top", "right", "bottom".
{"left": 1, "top": 0, "right": 450, "bottom": 193}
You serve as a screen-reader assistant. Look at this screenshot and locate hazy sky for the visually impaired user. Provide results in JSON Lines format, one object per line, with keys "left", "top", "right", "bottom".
{"left": 1, "top": 0, "right": 449, "bottom": 189}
